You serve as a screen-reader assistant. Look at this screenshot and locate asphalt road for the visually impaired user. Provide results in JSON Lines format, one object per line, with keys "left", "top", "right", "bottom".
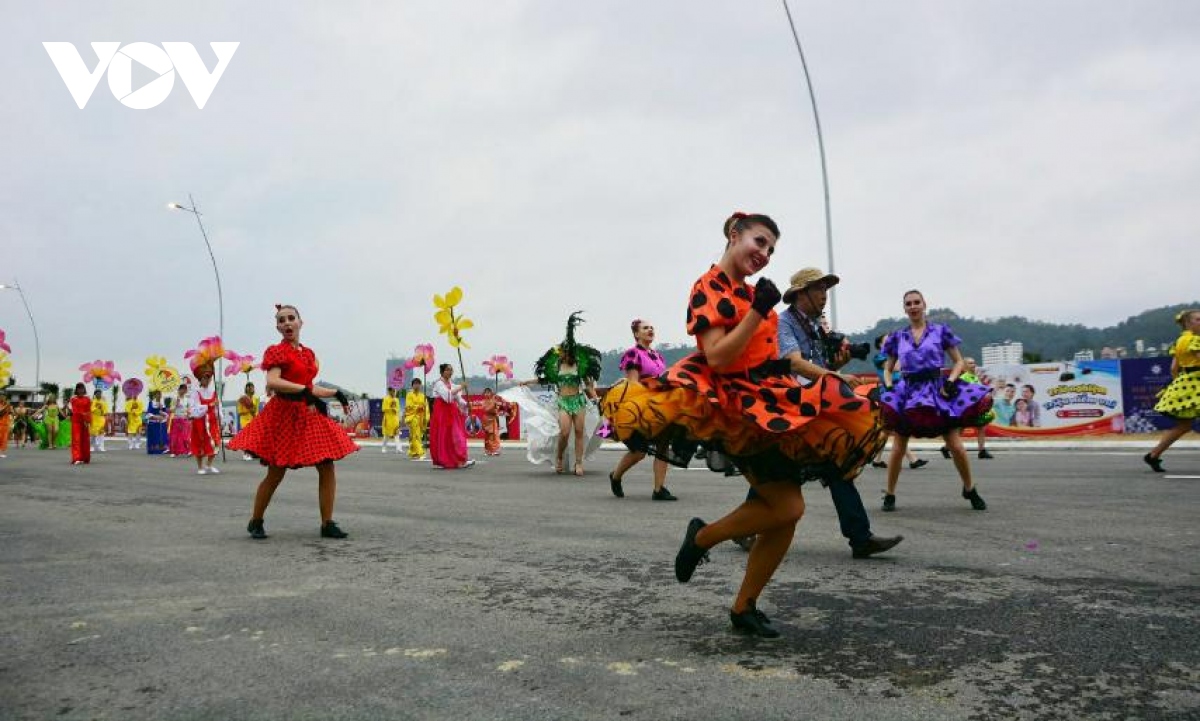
{"left": 1, "top": 442, "right": 1197, "bottom": 720}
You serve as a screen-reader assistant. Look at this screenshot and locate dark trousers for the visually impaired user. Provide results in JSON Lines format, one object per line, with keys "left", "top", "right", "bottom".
{"left": 827, "top": 478, "right": 872, "bottom": 548}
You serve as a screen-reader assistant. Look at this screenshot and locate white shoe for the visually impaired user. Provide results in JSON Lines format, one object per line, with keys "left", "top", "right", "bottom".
{"left": 197, "top": 468, "right": 208, "bottom": 475}
{"left": 242, "top": 453, "right": 252, "bottom": 461}
{"left": 207, "top": 466, "right": 220, "bottom": 475}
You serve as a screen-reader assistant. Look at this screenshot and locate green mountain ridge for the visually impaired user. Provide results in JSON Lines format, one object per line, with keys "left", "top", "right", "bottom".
{"left": 589, "top": 301, "right": 1198, "bottom": 384}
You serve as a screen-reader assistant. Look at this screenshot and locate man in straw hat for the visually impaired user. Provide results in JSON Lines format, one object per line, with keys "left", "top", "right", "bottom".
{"left": 733, "top": 267, "right": 903, "bottom": 559}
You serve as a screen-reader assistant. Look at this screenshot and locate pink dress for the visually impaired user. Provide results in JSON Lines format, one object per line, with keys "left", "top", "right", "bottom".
{"left": 168, "top": 402, "right": 191, "bottom": 456}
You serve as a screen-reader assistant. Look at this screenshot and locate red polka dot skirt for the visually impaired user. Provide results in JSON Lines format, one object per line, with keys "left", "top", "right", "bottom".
{"left": 227, "top": 398, "right": 359, "bottom": 468}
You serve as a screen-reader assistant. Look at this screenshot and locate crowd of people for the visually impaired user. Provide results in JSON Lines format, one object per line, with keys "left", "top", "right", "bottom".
{"left": 2, "top": 213, "right": 1196, "bottom": 641}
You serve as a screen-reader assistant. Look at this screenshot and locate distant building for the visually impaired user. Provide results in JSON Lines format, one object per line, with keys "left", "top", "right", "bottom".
{"left": 1135, "top": 339, "right": 1145, "bottom": 355}
{"left": 1100, "top": 346, "right": 1118, "bottom": 359}
{"left": 981, "top": 341, "right": 1023, "bottom": 366}
{"left": 1073, "top": 350, "right": 1095, "bottom": 362}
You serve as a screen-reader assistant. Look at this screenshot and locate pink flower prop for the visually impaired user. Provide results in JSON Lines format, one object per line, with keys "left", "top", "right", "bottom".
{"left": 79, "top": 359, "right": 123, "bottom": 386}
{"left": 122, "top": 378, "right": 144, "bottom": 397}
{"left": 0, "top": 329, "right": 10, "bottom": 354}
{"left": 483, "top": 355, "right": 514, "bottom": 379}
{"left": 223, "top": 351, "right": 257, "bottom": 377}
{"left": 184, "top": 336, "right": 226, "bottom": 374}
{"left": 405, "top": 343, "right": 436, "bottom": 373}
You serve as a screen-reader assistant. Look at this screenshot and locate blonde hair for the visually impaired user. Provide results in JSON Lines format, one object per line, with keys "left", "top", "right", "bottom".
{"left": 1176, "top": 309, "right": 1200, "bottom": 328}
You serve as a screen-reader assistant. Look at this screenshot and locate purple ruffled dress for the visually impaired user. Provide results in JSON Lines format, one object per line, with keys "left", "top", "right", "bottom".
{"left": 879, "top": 323, "right": 993, "bottom": 438}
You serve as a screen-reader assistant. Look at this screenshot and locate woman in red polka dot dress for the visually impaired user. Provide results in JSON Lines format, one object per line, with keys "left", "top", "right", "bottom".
{"left": 602, "top": 212, "right": 885, "bottom": 638}
{"left": 229, "top": 304, "right": 359, "bottom": 540}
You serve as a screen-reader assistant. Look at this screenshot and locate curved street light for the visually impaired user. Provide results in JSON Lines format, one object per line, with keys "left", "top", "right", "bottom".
{"left": 782, "top": 0, "right": 837, "bottom": 328}
{"left": 0, "top": 280, "right": 41, "bottom": 393}
{"left": 168, "top": 194, "right": 227, "bottom": 461}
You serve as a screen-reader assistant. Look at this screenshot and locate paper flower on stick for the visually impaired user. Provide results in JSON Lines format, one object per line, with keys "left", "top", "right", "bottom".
{"left": 184, "top": 336, "right": 226, "bottom": 374}
{"left": 0, "top": 329, "right": 10, "bottom": 354}
{"left": 80, "top": 360, "right": 122, "bottom": 389}
{"left": 224, "top": 351, "right": 257, "bottom": 377}
{"left": 0, "top": 352, "right": 11, "bottom": 386}
{"left": 405, "top": 343, "right": 436, "bottom": 373}
{"left": 122, "top": 378, "right": 144, "bottom": 398}
{"left": 483, "top": 355, "right": 514, "bottom": 379}
{"left": 433, "top": 286, "right": 473, "bottom": 349}
{"left": 144, "top": 355, "right": 183, "bottom": 394}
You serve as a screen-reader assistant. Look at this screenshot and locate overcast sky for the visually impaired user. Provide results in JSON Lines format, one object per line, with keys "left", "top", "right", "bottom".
{"left": 2, "top": 1, "right": 1197, "bottom": 394}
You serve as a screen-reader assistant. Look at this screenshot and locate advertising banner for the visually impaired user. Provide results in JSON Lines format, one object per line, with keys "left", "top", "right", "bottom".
{"left": 977, "top": 360, "right": 1123, "bottom": 436}
{"left": 1119, "top": 357, "right": 1198, "bottom": 433}
{"left": 465, "top": 393, "right": 520, "bottom": 440}
{"left": 326, "top": 399, "right": 373, "bottom": 438}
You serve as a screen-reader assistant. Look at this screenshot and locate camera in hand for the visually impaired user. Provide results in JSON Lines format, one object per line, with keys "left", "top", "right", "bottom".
{"left": 824, "top": 332, "right": 872, "bottom": 361}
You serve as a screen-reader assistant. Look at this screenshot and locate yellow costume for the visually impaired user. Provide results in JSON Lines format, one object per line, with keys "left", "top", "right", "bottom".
{"left": 125, "top": 398, "right": 144, "bottom": 435}
{"left": 404, "top": 389, "right": 429, "bottom": 458}
{"left": 238, "top": 394, "right": 259, "bottom": 430}
{"left": 1155, "top": 330, "right": 1200, "bottom": 420}
{"left": 90, "top": 398, "right": 109, "bottom": 436}
{"left": 382, "top": 394, "right": 400, "bottom": 437}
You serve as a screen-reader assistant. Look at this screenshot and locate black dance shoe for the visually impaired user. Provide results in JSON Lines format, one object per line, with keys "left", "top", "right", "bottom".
{"left": 1143, "top": 453, "right": 1165, "bottom": 473}
{"left": 851, "top": 534, "right": 904, "bottom": 559}
{"left": 652, "top": 487, "right": 678, "bottom": 501}
{"left": 247, "top": 518, "right": 267, "bottom": 540}
{"left": 609, "top": 472, "right": 624, "bottom": 498}
{"left": 978, "top": 449, "right": 994, "bottom": 459}
{"left": 730, "top": 600, "right": 780, "bottom": 639}
{"left": 940, "top": 446, "right": 951, "bottom": 459}
{"left": 909, "top": 459, "right": 928, "bottom": 469}
{"left": 962, "top": 487, "right": 987, "bottom": 510}
{"left": 674, "top": 517, "right": 710, "bottom": 583}
{"left": 881, "top": 493, "right": 896, "bottom": 512}
{"left": 870, "top": 460, "right": 887, "bottom": 469}
{"left": 320, "top": 520, "right": 349, "bottom": 539}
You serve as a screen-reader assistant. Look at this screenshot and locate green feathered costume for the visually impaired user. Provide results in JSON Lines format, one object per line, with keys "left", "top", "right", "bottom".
{"left": 534, "top": 312, "right": 602, "bottom": 415}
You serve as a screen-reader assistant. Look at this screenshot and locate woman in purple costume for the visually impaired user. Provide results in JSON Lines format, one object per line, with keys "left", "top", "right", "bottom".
{"left": 879, "top": 290, "right": 990, "bottom": 512}
{"left": 607, "top": 319, "right": 677, "bottom": 501}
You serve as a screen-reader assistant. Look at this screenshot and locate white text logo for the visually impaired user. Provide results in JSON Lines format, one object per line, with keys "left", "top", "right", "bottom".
{"left": 43, "top": 42, "right": 239, "bottom": 109}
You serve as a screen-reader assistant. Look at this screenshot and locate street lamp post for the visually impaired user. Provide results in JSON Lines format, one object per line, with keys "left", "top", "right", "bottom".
{"left": 168, "top": 194, "right": 227, "bottom": 461}
{"left": 0, "top": 280, "right": 41, "bottom": 394}
{"left": 781, "top": 0, "right": 837, "bottom": 328}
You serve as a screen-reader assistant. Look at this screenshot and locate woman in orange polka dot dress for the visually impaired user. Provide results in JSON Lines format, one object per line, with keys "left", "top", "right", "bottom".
{"left": 602, "top": 212, "right": 885, "bottom": 638}
{"left": 229, "top": 304, "right": 359, "bottom": 540}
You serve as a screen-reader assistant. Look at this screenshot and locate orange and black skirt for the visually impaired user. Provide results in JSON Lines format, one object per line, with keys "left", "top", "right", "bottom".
{"left": 601, "top": 352, "right": 885, "bottom": 484}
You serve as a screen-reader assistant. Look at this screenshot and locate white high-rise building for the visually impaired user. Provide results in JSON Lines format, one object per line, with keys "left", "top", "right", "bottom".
{"left": 981, "top": 341, "right": 1023, "bottom": 366}
{"left": 1074, "top": 349, "right": 1095, "bottom": 362}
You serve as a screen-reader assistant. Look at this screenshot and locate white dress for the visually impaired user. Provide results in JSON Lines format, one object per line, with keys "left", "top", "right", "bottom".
{"left": 499, "top": 386, "right": 604, "bottom": 467}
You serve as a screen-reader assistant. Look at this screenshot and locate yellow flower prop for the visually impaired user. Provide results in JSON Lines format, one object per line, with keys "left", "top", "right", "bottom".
{"left": 145, "top": 355, "right": 183, "bottom": 394}
{"left": 433, "top": 286, "right": 474, "bottom": 349}
{"left": 433, "top": 286, "right": 475, "bottom": 391}
{"left": 0, "top": 351, "right": 11, "bottom": 387}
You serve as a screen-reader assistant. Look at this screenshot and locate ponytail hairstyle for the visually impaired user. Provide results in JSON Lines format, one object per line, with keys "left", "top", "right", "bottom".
{"left": 723, "top": 211, "right": 781, "bottom": 244}
{"left": 274, "top": 303, "right": 301, "bottom": 318}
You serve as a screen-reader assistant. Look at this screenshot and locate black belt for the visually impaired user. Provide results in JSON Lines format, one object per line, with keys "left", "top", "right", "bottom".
{"left": 277, "top": 389, "right": 330, "bottom": 416}
{"left": 1182, "top": 366, "right": 1200, "bottom": 373}
{"left": 901, "top": 369, "right": 942, "bottom": 382}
